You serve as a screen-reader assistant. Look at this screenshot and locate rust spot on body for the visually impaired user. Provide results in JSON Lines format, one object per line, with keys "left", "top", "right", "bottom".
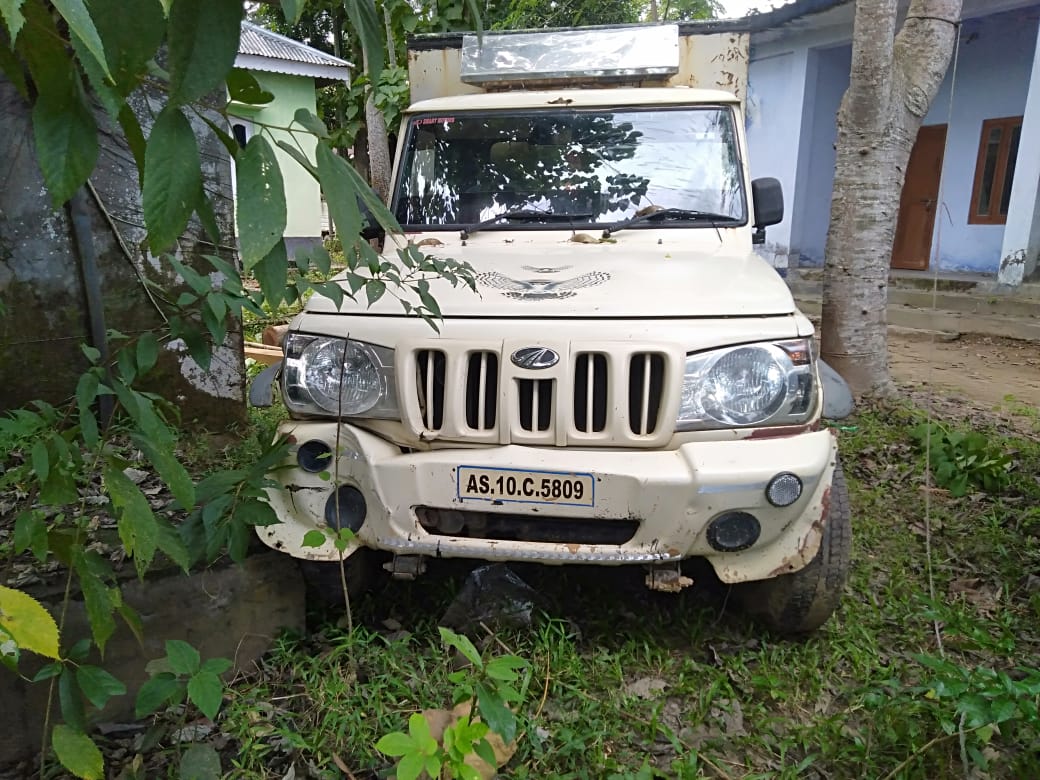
{"left": 749, "top": 424, "right": 811, "bottom": 439}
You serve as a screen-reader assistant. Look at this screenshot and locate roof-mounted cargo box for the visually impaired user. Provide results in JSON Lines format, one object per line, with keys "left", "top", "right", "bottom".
{"left": 407, "top": 23, "right": 749, "bottom": 104}
{"left": 460, "top": 26, "right": 680, "bottom": 86}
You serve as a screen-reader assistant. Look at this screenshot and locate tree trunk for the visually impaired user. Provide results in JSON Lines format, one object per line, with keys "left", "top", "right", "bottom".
{"left": 821, "top": 0, "right": 961, "bottom": 396}
{"left": 362, "top": 46, "right": 392, "bottom": 203}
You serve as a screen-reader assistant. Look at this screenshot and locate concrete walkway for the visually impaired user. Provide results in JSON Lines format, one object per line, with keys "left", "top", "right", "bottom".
{"left": 787, "top": 268, "right": 1040, "bottom": 342}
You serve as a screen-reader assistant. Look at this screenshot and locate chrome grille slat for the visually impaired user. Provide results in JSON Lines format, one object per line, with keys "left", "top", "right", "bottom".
{"left": 406, "top": 344, "right": 674, "bottom": 445}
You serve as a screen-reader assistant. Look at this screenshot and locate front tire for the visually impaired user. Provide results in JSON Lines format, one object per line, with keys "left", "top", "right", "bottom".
{"left": 737, "top": 460, "right": 852, "bottom": 634}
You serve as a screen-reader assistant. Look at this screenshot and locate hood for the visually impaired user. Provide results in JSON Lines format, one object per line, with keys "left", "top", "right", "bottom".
{"left": 305, "top": 229, "right": 796, "bottom": 319}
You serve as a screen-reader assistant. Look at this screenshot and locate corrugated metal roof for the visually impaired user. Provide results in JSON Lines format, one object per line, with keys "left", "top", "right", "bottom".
{"left": 239, "top": 21, "right": 351, "bottom": 69}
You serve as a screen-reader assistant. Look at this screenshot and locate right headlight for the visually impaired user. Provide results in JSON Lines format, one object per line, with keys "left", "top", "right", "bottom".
{"left": 677, "top": 339, "right": 816, "bottom": 430}
{"left": 282, "top": 333, "right": 399, "bottom": 419}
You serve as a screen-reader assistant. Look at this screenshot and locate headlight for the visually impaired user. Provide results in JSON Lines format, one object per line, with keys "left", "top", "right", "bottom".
{"left": 282, "top": 333, "right": 399, "bottom": 418}
{"left": 677, "top": 339, "right": 816, "bottom": 430}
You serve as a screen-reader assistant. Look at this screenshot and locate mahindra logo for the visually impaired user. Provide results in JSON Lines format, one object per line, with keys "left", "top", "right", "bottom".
{"left": 511, "top": 346, "right": 560, "bottom": 370}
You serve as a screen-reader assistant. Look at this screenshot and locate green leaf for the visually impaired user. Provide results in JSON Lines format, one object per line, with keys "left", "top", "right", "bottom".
{"left": 32, "top": 72, "right": 98, "bottom": 208}
{"left": 375, "top": 731, "right": 414, "bottom": 757}
{"left": 317, "top": 142, "right": 362, "bottom": 239}
{"left": 14, "top": 511, "right": 48, "bottom": 561}
{"left": 167, "top": 0, "right": 244, "bottom": 105}
{"left": 118, "top": 105, "right": 147, "bottom": 186}
{"left": 301, "top": 529, "right": 326, "bottom": 548}
{"left": 236, "top": 135, "right": 287, "bottom": 268}
{"left": 0, "top": 585, "right": 59, "bottom": 659}
{"left": 76, "top": 665, "right": 127, "bottom": 709}
{"left": 59, "top": 667, "right": 88, "bottom": 731}
{"left": 88, "top": 0, "right": 163, "bottom": 93}
{"left": 104, "top": 464, "right": 159, "bottom": 576}
{"left": 397, "top": 752, "right": 426, "bottom": 780}
{"left": 275, "top": 139, "right": 319, "bottom": 179}
{"left": 143, "top": 106, "right": 202, "bottom": 253}
{"left": 475, "top": 680, "right": 517, "bottom": 742}
{"left": 75, "top": 371, "right": 100, "bottom": 448}
{"left": 187, "top": 670, "right": 223, "bottom": 719}
{"left": 135, "top": 672, "right": 181, "bottom": 717}
{"left": 292, "top": 107, "right": 328, "bottom": 138}
{"left": 0, "top": 0, "right": 25, "bottom": 42}
{"left": 365, "top": 280, "right": 386, "bottom": 306}
{"left": 252, "top": 240, "right": 289, "bottom": 308}
{"left": 343, "top": 0, "right": 384, "bottom": 85}
{"left": 70, "top": 32, "right": 123, "bottom": 119}
{"left": 52, "top": 0, "right": 112, "bottom": 81}
{"left": 179, "top": 743, "right": 222, "bottom": 780}
{"left": 136, "top": 333, "right": 159, "bottom": 375}
{"left": 40, "top": 465, "right": 78, "bottom": 506}
{"left": 132, "top": 434, "right": 195, "bottom": 511}
{"left": 30, "top": 438, "right": 50, "bottom": 483}
{"left": 165, "top": 639, "right": 201, "bottom": 676}
{"left": 51, "top": 725, "right": 103, "bottom": 780}
{"left": 200, "top": 657, "right": 232, "bottom": 676}
{"left": 156, "top": 518, "right": 192, "bottom": 572}
{"left": 71, "top": 552, "right": 116, "bottom": 654}
{"left": 33, "top": 662, "right": 63, "bottom": 682}
{"left": 279, "top": 0, "right": 305, "bottom": 25}
{"left": 486, "top": 655, "right": 526, "bottom": 682}
{"left": 439, "top": 626, "right": 482, "bottom": 668}
{"left": 226, "top": 69, "right": 274, "bottom": 104}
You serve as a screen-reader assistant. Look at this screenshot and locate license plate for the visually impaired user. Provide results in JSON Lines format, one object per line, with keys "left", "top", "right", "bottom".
{"left": 457, "top": 466, "right": 595, "bottom": 507}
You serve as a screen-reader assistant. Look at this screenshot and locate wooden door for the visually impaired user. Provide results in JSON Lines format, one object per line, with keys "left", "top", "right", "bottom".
{"left": 892, "top": 124, "right": 947, "bottom": 270}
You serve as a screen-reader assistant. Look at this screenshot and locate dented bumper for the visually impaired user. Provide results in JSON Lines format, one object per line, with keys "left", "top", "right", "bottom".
{"left": 259, "top": 422, "right": 838, "bottom": 584}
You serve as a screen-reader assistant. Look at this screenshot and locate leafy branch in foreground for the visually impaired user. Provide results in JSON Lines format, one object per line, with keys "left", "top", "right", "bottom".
{"left": 376, "top": 627, "right": 530, "bottom": 780}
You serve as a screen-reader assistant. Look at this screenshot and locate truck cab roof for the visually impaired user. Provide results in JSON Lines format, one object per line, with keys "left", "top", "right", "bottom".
{"left": 405, "top": 87, "right": 741, "bottom": 114}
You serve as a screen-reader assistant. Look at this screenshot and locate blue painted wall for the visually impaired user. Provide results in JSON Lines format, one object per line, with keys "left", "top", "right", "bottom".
{"left": 748, "top": 2, "right": 1040, "bottom": 274}
{"left": 924, "top": 5, "right": 1040, "bottom": 272}
{"left": 793, "top": 44, "right": 851, "bottom": 267}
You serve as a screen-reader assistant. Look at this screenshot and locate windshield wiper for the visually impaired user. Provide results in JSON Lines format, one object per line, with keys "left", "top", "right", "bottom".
{"left": 601, "top": 207, "right": 740, "bottom": 238}
{"left": 460, "top": 208, "right": 593, "bottom": 240}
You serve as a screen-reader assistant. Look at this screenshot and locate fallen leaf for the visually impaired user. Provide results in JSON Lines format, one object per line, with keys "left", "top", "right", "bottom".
{"left": 624, "top": 677, "right": 668, "bottom": 699}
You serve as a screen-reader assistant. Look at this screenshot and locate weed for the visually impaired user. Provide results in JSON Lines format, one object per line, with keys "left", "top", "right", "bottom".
{"left": 909, "top": 420, "right": 1014, "bottom": 496}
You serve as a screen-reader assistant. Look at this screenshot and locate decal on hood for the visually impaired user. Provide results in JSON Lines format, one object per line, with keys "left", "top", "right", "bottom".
{"left": 477, "top": 270, "right": 610, "bottom": 301}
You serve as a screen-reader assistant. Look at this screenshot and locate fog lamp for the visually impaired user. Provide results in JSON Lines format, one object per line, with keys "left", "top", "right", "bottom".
{"left": 706, "top": 511, "right": 761, "bottom": 552}
{"left": 766, "top": 473, "right": 803, "bottom": 507}
{"left": 324, "top": 485, "right": 367, "bottom": 532}
{"left": 297, "top": 440, "right": 332, "bottom": 473}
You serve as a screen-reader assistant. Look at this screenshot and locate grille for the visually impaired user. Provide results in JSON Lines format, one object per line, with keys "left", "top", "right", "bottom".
{"left": 415, "top": 349, "right": 445, "bottom": 431}
{"left": 405, "top": 344, "right": 674, "bottom": 445}
{"left": 628, "top": 353, "right": 665, "bottom": 435}
{"left": 416, "top": 507, "right": 639, "bottom": 545}
{"left": 517, "top": 378, "right": 553, "bottom": 432}
{"left": 465, "top": 351, "right": 499, "bottom": 430}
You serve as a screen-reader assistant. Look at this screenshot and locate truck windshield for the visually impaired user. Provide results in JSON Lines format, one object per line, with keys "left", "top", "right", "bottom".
{"left": 392, "top": 106, "right": 746, "bottom": 230}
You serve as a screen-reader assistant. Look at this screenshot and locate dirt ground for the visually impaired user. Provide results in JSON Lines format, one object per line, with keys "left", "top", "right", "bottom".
{"left": 887, "top": 330, "right": 1040, "bottom": 424}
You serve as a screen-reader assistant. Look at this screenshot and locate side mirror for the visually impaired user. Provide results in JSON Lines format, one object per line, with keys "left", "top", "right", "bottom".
{"left": 751, "top": 177, "right": 784, "bottom": 245}
{"left": 359, "top": 196, "right": 386, "bottom": 243}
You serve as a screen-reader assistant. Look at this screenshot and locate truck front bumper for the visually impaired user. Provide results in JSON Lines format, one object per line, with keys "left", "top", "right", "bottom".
{"left": 259, "top": 423, "right": 838, "bottom": 584}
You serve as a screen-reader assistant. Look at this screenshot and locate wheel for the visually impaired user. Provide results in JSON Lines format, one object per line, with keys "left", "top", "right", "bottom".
{"left": 737, "top": 460, "right": 852, "bottom": 634}
{"left": 298, "top": 549, "right": 381, "bottom": 608}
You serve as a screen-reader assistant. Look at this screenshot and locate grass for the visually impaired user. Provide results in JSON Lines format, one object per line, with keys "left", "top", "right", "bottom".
{"left": 198, "top": 401, "right": 1040, "bottom": 779}
{"left": 40, "top": 399, "right": 1029, "bottom": 779}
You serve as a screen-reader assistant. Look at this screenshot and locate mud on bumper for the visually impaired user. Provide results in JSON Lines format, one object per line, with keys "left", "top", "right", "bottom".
{"left": 258, "top": 423, "right": 838, "bottom": 584}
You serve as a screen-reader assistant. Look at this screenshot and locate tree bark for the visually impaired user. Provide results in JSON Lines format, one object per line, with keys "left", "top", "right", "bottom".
{"left": 821, "top": 0, "right": 961, "bottom": 396}
{"left": 362, "top": 46, "right": 392, "bottom": 203}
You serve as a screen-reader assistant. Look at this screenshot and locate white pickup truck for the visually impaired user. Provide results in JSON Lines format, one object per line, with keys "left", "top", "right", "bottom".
{"left": 257, "top": 25, "right": 851, "bottom": 633}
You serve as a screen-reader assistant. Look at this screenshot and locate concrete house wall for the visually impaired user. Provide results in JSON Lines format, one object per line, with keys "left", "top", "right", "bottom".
{"left": 744, "top": 0, "right": 1040, "bottom": 284}
{"left": 231, "top": 71, "right": 323, "bottom": 255}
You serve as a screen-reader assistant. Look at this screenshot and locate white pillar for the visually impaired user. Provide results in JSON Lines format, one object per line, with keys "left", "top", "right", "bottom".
{"left": 998, "top": 21, "right": 1040, "bottom": 286}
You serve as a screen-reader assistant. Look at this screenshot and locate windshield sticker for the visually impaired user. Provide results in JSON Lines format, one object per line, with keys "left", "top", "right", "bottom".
{"left": 416, "top": 116, "right": 455, "bottom": 125}
{"left": 476, "top": 271, "right": 610, "bottom": 301}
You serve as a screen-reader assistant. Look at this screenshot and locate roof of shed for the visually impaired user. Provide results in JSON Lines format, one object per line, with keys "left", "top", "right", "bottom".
{"left": 237, "top": 21, "right": 352, "bottom": 81}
